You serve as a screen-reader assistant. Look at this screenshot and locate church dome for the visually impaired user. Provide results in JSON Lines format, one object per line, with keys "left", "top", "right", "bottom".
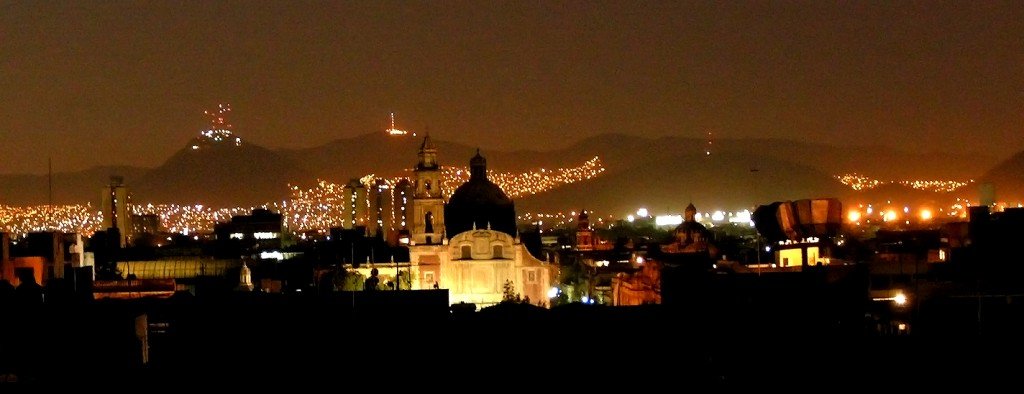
{"left": 445, "top": 150, "right": 517, "bottom": 237}
{"left": 674, "top": 220, "right": 708, "bottom": 235}
{"left": 675, "top": 203, "right": 708, "bottom": 243}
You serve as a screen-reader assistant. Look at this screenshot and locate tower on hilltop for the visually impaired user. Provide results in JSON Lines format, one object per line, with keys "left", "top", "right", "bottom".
{"left": 191, "top": 103, "right": 242, "bottom": 149}
{"left": 385, "top": 112, "right": 415, "bottom": 136}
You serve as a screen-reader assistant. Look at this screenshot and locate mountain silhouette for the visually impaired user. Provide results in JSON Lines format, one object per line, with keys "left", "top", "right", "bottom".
{"left": 979, "top": 150, "right": 1024, "bottom": 203}
{"left": 131, "top": 140, "right": 313, "bottom": 207}
{"left": 0, "top": 132, "right": 1010, "bottom": 214}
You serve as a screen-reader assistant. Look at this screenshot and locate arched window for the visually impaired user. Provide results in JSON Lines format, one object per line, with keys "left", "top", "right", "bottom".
{"left": 425, "top": 211, "right": 434, "bottom": 233}
{"left": 492, "top": 245, "right": 503, "bottom": 259}
{"left": 461, "top": 245, "right": 472, "bottom": 260}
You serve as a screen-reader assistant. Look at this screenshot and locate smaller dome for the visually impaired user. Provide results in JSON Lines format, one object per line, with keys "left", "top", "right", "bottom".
{"left": 684, "top": 203, "right": 697, "bottom": 221}
{"left": 470, "top": 149, "right": 486, "bottom": 167}
{"left": 469, "top": 148, "right": 488, "bottom": 180}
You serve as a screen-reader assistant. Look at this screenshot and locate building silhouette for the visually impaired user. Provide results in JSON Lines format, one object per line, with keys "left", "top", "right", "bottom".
{"left": 101, "top": 176, "right": 132, "bottom": 248}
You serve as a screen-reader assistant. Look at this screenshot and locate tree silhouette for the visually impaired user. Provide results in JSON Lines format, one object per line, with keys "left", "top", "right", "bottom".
{"left": 502, "top": 279, "right": 522, "bottom": 303}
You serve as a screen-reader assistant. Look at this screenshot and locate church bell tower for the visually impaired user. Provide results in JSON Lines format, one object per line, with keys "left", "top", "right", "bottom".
{"left": 411, "top": 134, "right": 445, "bottom": 245}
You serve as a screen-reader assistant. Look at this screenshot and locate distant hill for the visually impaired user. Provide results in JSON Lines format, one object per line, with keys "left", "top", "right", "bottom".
{"left": 131, "top": 141, "right": 313, "bottom": 207}
{"left": 285, "top": 131, "right": 996, "bottom": 183}
{"left": 278, "top": 132, "right": 573, "bottom": 180}
{"left": 0, "top": 131, "right": 1010, "bottom": 213}
{"left": 979, "top": 150, "right": 1024, "bottom": 203}
{"left": 515, "top": 151, "right": 845, "bottom": 214}
{"left": 0, "top": 166, "right": 148, "bottom": 206}
{"left": 712, "top": 139, "right": 992, "bottom": 181}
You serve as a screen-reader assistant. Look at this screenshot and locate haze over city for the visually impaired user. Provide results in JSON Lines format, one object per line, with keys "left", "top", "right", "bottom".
{"left": 2, "top": 1, "right": 1023, "bottom": 174}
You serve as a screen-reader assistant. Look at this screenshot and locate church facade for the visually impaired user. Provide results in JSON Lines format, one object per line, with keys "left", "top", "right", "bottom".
{"left": 404, "top": 136, "right": 552, "bottom": 307}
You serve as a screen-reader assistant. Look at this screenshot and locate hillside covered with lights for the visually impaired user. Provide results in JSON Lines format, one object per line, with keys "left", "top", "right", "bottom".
{"left": 1, "top": 104, "right": 1022, "bottom": 230}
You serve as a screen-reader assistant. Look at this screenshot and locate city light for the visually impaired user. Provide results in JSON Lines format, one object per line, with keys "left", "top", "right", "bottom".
{"left": 919, "top": 209, "right": 933, "bottom": 221}
{"left": 847, "top": 210, "right": 861, "bottom": 223}
{"left": 0, "top": 204, "right": 103, "bottom": 237}
{"left": 835, "top": 173, "right": 972, "bottom": 193}
{"left": 894, "top": 293, "right": 908, "bottom": 306}
{"left": 440, "top": 156, "right": 606, "bottom": 199}
{"left": 1, "top": 157, "right": 607, "bottom": 236}
{"left": 728, "top": 210, "right": 752, "bottom": 224}
{"left": 260, "top": 251, "right": 285, "bottom": 261}
{"left": 655, "top": 215, "right": 683, "bottom": 226}
{"left": 519, "top": 211, "right": 611, "bottom": 229}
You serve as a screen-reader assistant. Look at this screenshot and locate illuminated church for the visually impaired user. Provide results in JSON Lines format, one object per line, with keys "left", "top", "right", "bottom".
{"left": 405, "top": 136, "right": 553, "bottom": 307}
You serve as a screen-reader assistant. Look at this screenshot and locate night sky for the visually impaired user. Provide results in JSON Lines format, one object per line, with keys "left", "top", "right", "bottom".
{"left": 2, "top": 1, "right": 1022, "bottom": 174}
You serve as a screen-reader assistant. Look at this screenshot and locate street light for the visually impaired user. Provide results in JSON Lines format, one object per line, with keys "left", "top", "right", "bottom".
{"left": 894, "top": 293, "right": 908, "bottom": 306}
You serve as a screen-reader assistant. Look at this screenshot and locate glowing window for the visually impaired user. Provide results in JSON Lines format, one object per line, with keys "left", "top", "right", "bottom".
{"left": 254, "top": 232, "right": 279, "bottom": 240}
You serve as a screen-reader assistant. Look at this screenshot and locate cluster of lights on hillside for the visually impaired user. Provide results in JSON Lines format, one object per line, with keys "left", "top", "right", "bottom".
{"left": 13, "top": 147, "right": 1021, "bottom": 238}
{"left": 279, "top": 180, "right": 359, "bottom": 231}
{"left": 275, "top": 157, "right": 607, "bottom": 231}
{"left": 0, "top": 157, "right": 609, "bottom": 236}
{"left": 191, "top": 104, "right": 242, "bottom": 150}
{"left": 835, "top": 173, "right": 972, "bottom": 193}
{"left": 441, "top": 156, "right": 605, "bottom": 199}
{"left": 135, "top": 204, "right": 249, "bottom": 235}
{"left": 0, "top": 204, "right": 102, "bottom": 238}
